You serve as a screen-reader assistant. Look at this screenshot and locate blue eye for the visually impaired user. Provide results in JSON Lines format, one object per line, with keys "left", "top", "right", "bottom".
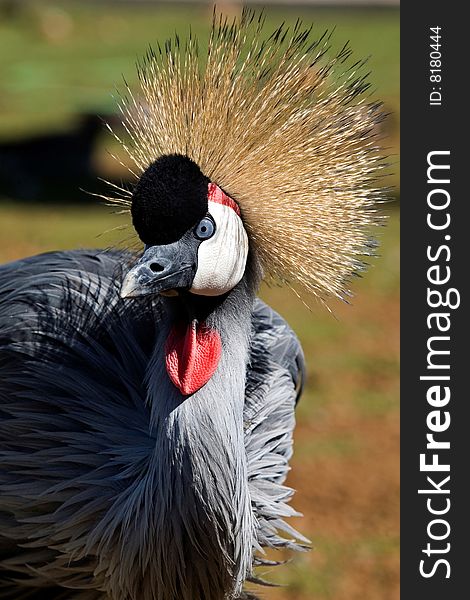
{"left": 194, "top": 216, "right": 216, "bottom": 240}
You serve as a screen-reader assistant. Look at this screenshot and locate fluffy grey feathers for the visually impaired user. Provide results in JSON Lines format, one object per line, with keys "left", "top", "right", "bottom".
{"left": 0, "top": 250, "right": 305, "bottom": 599}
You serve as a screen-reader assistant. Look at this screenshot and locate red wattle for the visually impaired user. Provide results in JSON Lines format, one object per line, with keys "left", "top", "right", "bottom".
{"left": 165, "top": 320, "right": 222, "bottom": 395}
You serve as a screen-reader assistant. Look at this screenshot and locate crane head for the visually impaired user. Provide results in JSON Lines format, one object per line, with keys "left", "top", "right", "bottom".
{"left": 120, "top": 154, "right": 249, "bottom": 299}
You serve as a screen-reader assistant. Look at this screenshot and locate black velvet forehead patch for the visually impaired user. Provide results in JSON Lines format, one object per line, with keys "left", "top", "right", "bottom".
{"left": 131, "top": 154, "right": 209, "bottom": 246}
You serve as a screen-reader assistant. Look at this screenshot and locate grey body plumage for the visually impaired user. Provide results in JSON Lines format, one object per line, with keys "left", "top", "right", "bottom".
{"left": 0, "top": 249, "right": 306, "bottom": 599}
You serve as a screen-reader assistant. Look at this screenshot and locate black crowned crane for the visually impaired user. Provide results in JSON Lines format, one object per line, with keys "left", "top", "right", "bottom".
{"left": 0, "top": 11, "right": 384, "bottom": 600}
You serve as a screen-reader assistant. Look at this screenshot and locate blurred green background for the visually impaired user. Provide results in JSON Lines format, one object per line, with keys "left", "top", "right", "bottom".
{"left": 0, "top": 2, "right": 399, "bottom": 599}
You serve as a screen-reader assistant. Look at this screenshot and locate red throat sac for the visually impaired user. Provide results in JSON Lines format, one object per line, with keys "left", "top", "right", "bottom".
{"left": 165, "top": 319, "right": 222, "bottom": 395}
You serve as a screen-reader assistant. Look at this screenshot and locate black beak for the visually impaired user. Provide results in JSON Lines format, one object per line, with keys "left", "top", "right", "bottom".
{"left": 120, "top": 235, "right": 198, "bottom": 299}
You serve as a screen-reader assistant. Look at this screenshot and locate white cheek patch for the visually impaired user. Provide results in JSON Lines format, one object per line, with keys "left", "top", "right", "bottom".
{"left": 190, "top": 200, "right": 249, "bottom": 296}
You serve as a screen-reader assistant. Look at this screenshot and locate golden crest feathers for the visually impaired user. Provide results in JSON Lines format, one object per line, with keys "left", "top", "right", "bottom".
{"left": 110, "top": 9, "right": 385, "bottom": 302}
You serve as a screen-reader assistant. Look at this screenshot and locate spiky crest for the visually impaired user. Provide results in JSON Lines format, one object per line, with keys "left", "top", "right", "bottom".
{"left": 108, "top": 8, "right": 385, "bottom": 302}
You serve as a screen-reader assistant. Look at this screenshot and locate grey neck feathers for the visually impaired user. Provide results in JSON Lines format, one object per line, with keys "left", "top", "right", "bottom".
{"left": 138, "top": 261, "right": 260, "bottom": 600}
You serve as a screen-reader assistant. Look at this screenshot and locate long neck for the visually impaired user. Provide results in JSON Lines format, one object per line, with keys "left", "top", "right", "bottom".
{"left": 143, "top": 268, "right": 259, "bottom": 599}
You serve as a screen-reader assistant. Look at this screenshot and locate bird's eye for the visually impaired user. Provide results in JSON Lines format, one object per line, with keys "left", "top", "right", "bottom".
{"left": 194, "top": 216, "right": 216, "bottom": 240}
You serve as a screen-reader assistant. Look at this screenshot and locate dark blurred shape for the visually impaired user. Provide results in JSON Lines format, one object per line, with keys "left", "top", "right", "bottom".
{"left": 0, "top": 0, "right": 22, "bottom": 21}
{"left": 0, "top": 114, "right": 126, "bottom": 203}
